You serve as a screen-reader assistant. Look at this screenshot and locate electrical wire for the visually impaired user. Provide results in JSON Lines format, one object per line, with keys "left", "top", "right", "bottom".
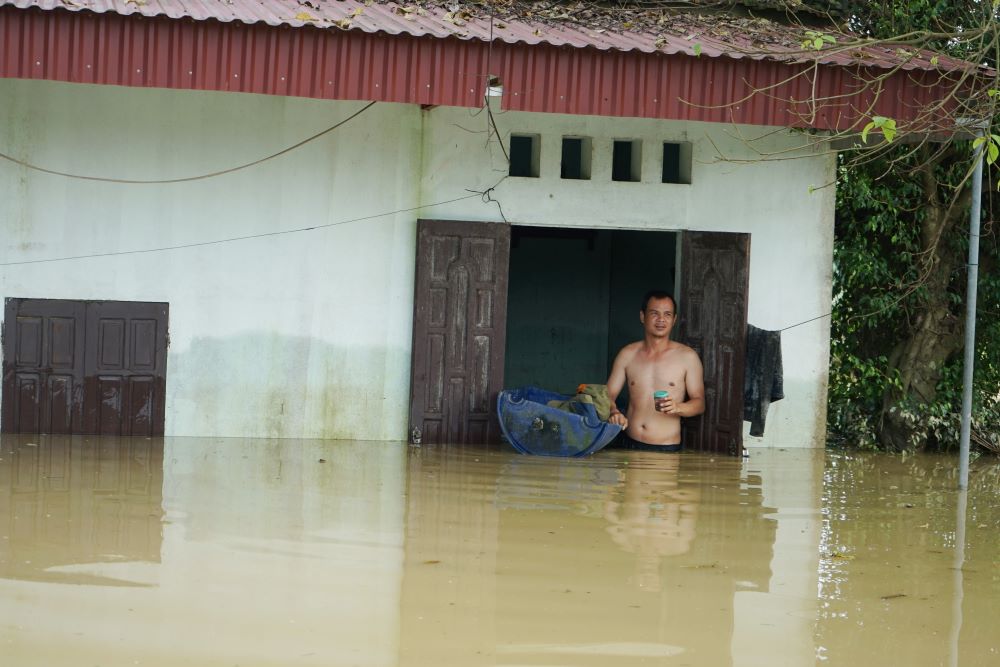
{"left": 0, "top": 192, "right": 485, "bottom": 266}
{"left": 0, "top": 101, "right": 377, "bottom": 184}
{"left": 465, "top": 173, "right": 509, "bottom": 223}
{"left": 777, "top": 311, "right": 832, "bottom": 332}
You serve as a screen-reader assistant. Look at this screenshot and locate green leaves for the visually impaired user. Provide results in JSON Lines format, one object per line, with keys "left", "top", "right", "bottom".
{"left": 802, "top": 30, "right": 837, "bottom": 50}
{"left": 861, "top": 116, "right": 897, "bottom": 144}
{"left": 829, "top": 0, "right": 1000, "bottom": 450}
{"left": 830, "top": 140, "right": 1000, "bottom": 451}
{"left": 972, "top": 133, "right": 1000, "bottom": 165}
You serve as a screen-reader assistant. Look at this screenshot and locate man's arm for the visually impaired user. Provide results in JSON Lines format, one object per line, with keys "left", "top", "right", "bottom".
{"left": 605, "top": 348, "right": 630, "bottom": 427}
{"left": 679, "top": 351, "right": 705, "bottom": 417}
{"left": 659, "top": 349, "right": 705, "bottom": 417}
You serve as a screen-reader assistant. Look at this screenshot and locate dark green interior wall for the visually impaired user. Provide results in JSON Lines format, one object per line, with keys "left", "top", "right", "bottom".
{"left": 606, "top": 230, "right": 677, "bottom": 408}
{"left": 607, "top": 230, "right": 676, "bottom": 366}
{"left": 503, "top": 228, "right": 612, "bottom": 393}
{"left": 504, "top": 227, "right": 676, "bottom": 398}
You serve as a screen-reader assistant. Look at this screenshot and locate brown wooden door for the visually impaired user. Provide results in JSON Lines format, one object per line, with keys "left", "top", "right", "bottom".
{"left": 1, "top": 299, "right": 86, "bottom": 434}
{"left": 677, "top": 231, "right": 750, "bottom": 455}
{"left": 82, "top": 301, "right": 169, "bottom": 436}
{"left": 409, "top": 219, "right": 510, "bottom": 445}
{"left": 2, "top": 299, "right": 168, "bottom": 436}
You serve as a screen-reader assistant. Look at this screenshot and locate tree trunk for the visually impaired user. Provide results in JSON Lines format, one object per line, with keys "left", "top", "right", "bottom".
{"left": 879, "top": 287, "right": 962, "bottom": 450}
{"left": 879, "top": 150, "right": 970, "bottom": 450}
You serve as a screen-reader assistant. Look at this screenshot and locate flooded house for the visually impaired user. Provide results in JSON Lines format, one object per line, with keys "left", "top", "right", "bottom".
{"left": 2, "top": 4, "right": 999, "bottom": 666}
{"left": 0, "top": 0, "right": 968, "bottom": 451}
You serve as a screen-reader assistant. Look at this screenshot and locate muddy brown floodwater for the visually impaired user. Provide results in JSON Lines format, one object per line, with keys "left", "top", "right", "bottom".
{"left": 0, "top": 435, "right": 997, "bottom": 666}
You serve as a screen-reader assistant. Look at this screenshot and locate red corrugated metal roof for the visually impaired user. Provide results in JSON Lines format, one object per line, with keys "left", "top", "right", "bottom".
{"left": 0, "top": 2, "right": 973, "bottom": 132}
{"left": 1, "top": 0, "right": 977, "bottom": 72}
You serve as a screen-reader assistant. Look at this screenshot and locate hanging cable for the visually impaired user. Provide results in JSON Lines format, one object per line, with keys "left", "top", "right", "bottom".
{"left": 465, "top": 174, "right": 509, "bottom": 223}
{"left": 0, "top": 101, "right": 377, "bottom": 184}
{"left": 0, "top": 192, "right": 483, "bottom": 266}
{"left": 778, "top": 311, "right": 832, "bottom": 332}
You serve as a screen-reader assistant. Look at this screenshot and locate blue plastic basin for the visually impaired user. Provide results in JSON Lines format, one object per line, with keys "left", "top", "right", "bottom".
{"left": 497, "top": 386, "right": 622, "bottom": 457}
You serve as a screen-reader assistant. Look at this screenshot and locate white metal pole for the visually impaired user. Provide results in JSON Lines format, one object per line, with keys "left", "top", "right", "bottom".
{"left": 958, "top": 135, "right": 984, "bottom": 490}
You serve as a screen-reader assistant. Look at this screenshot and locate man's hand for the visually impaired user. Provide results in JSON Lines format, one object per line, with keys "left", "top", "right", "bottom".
{"left": 655, "top": 396, "right": 680, "bottom": 415}
{"left": 609, "top": 411, "right": 628, "bottom": 428}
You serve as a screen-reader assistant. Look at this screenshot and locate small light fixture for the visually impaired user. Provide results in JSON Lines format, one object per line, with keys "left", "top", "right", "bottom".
{"left": 486, "top": 74, "right": 503, "bottom": 99}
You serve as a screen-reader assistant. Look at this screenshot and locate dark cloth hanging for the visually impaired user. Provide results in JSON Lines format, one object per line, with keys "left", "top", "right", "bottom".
{"left": 743, "top": 325, "right": 784, "bottom": 437}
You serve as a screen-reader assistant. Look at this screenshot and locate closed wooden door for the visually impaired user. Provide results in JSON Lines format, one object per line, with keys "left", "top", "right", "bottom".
{"left": 82, "top": 301, "right": 169, "bottom": 436}
{"left": 1, "top": 299, "right": 86, "bottom": 433}
{"left": 678, "top": 232, "right": 750, "bottom": 455}
{"left": 2, "top": 299, "right": 169, "bottom": 436}
{"left": 409, "top": 219, "right": 510, "bottom": 445}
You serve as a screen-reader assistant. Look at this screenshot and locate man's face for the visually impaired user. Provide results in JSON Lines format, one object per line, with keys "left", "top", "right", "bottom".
{"left": 640, "top": 297, "right": 676, "bottom": 338}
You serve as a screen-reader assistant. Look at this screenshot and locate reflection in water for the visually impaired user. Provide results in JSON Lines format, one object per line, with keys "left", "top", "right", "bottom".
{"left": 816, "top": 452, "right": 1000, "bottom": 667}
{"left": 0, "top": 434, "right": 163, "bottom": 586}
{"left": 603, "top": 454, "right": 699, "bottom": 590}
{"left": 399, "top": 446, "right": 779, "bottom": 666}
{"left": 0, "top": 436, "right": 407, "bottom": 667}
{"left": 949, "top": 489, "right": 967, "bottom": 667}
{"left": 0, "top": 437, "right": 997, "bottom": 666}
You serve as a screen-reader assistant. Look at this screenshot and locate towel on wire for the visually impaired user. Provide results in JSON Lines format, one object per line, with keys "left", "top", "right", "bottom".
{"left": 743, "top": 325, "right": 784, "bottom": 437}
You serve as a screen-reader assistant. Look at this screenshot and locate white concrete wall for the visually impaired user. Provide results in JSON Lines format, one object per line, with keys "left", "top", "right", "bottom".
{"left": 0, "top": 79, "right": 422, "bottom": 439}
{"left": 0, "top": 79, "right": 834, "bottom": 446}
{"left": 419, "top": 105, "right": 836, "bottom": 447}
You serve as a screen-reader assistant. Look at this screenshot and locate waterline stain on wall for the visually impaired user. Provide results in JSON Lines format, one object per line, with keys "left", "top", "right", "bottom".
{"left": 167, "top": 334, "right": 411, "bottom": 440}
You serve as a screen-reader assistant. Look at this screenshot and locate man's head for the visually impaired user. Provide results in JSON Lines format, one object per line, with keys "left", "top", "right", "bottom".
{"left": 641, "top": 290, "right": 676, "bottom": 314}
{"left": 640, "top": 290, "right": 677, "bottom": 339}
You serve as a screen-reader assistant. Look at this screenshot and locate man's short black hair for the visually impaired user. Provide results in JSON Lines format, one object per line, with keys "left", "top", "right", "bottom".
{"left": 642, "top": 290, "right": 676, "bottom": 313}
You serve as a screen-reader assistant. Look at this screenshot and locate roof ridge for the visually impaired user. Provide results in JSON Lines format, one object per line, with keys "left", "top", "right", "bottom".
{"left": 0, "top": 0, "right": 975, "bottom": 72}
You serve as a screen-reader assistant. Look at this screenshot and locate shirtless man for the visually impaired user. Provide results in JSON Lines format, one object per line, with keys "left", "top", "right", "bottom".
{"left": 606, "top": 290, "right": 705, "bottom": 452}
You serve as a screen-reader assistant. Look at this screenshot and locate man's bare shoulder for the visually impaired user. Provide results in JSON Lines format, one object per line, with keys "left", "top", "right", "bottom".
{"left": 616, "top": 341, "right": 644, "bottom": 358}
{"left": 671, "top": 342, "right": 702, "bottom": 362}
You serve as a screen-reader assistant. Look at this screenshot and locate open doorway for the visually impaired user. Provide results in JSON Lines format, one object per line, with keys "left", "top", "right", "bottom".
{"left": 407, "top": 219, "right": 748, "bottom": 453}
{"left": 503, "top": 226, "right": 678, "bottom": 405}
